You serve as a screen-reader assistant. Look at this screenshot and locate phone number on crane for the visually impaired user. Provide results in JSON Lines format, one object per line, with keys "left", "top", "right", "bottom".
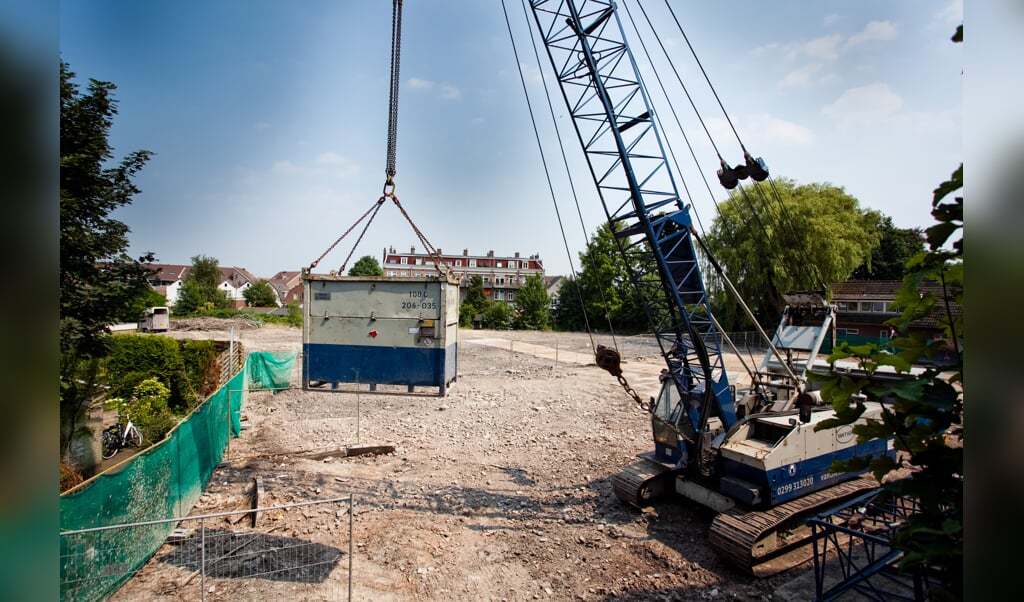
{"left": 775, "top": 475, "right": 814, "bottom": 497}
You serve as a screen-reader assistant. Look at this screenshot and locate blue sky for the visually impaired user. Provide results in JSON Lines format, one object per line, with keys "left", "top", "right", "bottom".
{"left": 58, "top": 0, "right": 966, "bottom": 279}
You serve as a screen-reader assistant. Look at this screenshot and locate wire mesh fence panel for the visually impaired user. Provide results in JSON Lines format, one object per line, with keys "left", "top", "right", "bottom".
{"left": 63, "top": 498, "right": 352, "bottom": 602}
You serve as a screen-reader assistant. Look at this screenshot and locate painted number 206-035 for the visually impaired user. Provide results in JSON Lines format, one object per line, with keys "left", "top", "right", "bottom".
{"left": 402, "top": 291, "right": 436, "bottom": 310}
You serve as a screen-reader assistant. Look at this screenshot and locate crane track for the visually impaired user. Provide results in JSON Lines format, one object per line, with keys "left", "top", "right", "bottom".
{"left": 708, "top": 476, "right": 878, "bottom": 576}
{"left": 609, "top": 459, "right": 677, "bottom": 508}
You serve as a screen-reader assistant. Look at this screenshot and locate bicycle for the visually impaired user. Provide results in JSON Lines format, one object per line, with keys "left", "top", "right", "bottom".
{"left": 101, "top": 413, "right": 144, "bottom": 459}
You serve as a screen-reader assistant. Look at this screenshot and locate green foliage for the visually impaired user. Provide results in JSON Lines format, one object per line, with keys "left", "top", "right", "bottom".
{"left": 348, "top": 255, "right": 384, "bottom": 277}
{"left": 106, "top": 334, "right": 218, "bottom": 411}
{"left": 286, "top": 302, "right": 303, "bottom": 327}
{"left": 174, "top": 255, "right": 231, "bottom": 315}
{"left": 704, "top": 178, "right": 882, "bottom": 328}
{"left": 552, "top": 224, "right": 649, "bottom": 333}
{"left": 127, "top": 287, "right": 169, "bottom": 322}
{"left": 810, "top": 161, "right": 963, "bottom": 599}
{"left": 460, "top": 275, "right": 492, "bottom": 327}
{"left": 513, "top": 274, "right": 551, "bottom": 330}
{"left": 126, "top": 377, "right": 175, "bottom": 445}
{"left": 551, "top": 275, "right": 587, "bottom": 331}
{"left": 849, "top": 216, "right": 926, "bottom": 281}
{"left": 59, "top": 61, "right": 156, "bottom": 453}
{"left": 482, "top": 301, "right": 512, "bottom": 330}
{"left": 243, "top": 280, "right": 279, "bottom": 307}
{"left": 60, "top": 61, "right": 156, "bottom": 357}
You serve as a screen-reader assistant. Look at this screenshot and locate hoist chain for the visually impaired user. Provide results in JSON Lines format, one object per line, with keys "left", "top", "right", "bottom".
{"left": 385, "top": 0, "right": 403, "bottom": 184}
{"left": 596, "top": 345, "right": 693, "bottom": 444}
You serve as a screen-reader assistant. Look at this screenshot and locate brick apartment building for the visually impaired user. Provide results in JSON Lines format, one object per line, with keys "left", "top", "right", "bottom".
{"left": 382, "top": 246, "right": 545, "bottom": 304}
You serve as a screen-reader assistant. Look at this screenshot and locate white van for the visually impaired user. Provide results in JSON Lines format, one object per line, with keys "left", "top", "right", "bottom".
{"left": 140, "top": 306, "right": 170, "bottom": 332}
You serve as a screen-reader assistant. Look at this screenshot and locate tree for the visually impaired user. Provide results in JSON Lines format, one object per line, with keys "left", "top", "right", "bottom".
{"left": 513, "top": 274, "right": 551, "bottom": 330}
{"left": 553, "top": 223, "right": 649, "bottom": 333}
{"left": 551, "top": 275, "right": 587, "bottom": 331}
{"left": 459, "top": 274, "right": 491, "bottom": 327}
{"left": 812, "top": 165, "right": 962, "bottom": 599}
{"left": 849, "top": 217, "right": 926, "bottom": 280}
{"left": 704, "top": 178, "right": 882, "bottom": 328}
{"left": 243, "top": 280, "right": 279, "bottom": 307}
{"left": 348, "top": 255, "right": 384, "bottom": 277}
{"left": 174, "top": 255, "right": 231, "bottom": 314}
{"left": 60, "top": 61, "right": 155, "bottom": 454}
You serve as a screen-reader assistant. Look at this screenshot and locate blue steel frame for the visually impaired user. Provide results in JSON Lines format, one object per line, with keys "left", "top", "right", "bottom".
{"left": 528, "top": 0, "right": 737, "bottom": 441}
{"left": 808, "top": 489, "right": 932, "bottom": 601}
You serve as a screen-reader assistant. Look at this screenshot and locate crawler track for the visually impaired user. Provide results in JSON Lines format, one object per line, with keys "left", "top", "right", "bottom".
{"left": 708, "top": 476, "right": 878, "bottom": 576}
{"left": 609, "top": 458, "right": 676, "bottom": 508}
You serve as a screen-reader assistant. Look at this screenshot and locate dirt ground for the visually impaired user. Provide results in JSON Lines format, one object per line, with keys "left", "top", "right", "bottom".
{"left": 117, "top": 319, "right": 810, "bottom": 601}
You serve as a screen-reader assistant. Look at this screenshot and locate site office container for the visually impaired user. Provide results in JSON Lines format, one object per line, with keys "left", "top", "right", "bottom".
{"left": 302, "top": 272, "right": 459, "bottom": 396}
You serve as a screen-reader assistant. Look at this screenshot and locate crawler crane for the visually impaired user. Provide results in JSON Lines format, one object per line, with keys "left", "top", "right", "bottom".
{"left": 524, "top": 0, "right": 895, "bottom": 574}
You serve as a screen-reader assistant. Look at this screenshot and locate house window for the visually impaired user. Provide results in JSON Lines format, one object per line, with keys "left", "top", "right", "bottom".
{"left": 469, "top": 259, "right": 477, "bottom": 267}
{"left": 838, "top": 328, "right": 859, "bottom": 336}
{"left": 455, "top": 260, "right": 462, "bottom": 267}
{"left": 387, "top": 271, "right": 397, "bottom": 277}
{"left": 415, "top": 258, "right": 423, "bottom": 265}
{"left": 862, "top": 301, "right": 887, "bottom": 312}
{"left": 495, "top": 291, "right": 505, "bottom": 301}
{"left": 496, "top": 261, "right": 503, "bottom": 268}
{"left": 482, "top": 276, "right": 490, "bottom": 283}
{"left": 389, "top": 258, "right": 397, "bottom": 264}
{"left": 400, "top": 271, "right": 407, "bottom": 277}
{"left": 400, "top": 257, "right": 408, "bottom": 265}
{"left": 836, "top": 301, "right": 853, "bottom": 311}
{"left": 509, "top": 260, "right": 517, "bottom": 269}
{"left": 507, "top": 292, "right": 514, "bottom": 302}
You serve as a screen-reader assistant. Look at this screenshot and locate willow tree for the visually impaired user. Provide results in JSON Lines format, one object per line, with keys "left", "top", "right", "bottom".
{"left": 703, "top": 177, "right": 882, "bottom": 328}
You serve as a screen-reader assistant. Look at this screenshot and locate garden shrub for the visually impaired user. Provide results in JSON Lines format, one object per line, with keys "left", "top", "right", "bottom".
{"left": 128, "top": 377, "right": 176, "bottom": 445}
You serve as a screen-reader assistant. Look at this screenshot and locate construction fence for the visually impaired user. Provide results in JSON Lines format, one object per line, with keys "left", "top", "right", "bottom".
{"left": 61, "top": 497, "right": 352, "bottom": 602}
{"left": 59, "top": 350, "right": 298, "bottom": 602}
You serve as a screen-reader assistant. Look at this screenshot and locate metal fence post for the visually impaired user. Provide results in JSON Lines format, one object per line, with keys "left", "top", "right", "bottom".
{"left": 348, "top": 494, "right": 354, "bottom": 602}
{"left": 200, "top": 517, "right": 206, "bottom": 602}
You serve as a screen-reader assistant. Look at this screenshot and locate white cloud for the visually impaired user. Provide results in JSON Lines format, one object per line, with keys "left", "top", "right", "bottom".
{"left": 314, "top": 152, "right": 361, "bottom": 178}
{"left": 408, "top": 77, "right": 462, "bottom": 100}
{"left": 933, "top": 0, "right": 963, "bottom": 28}
{"left": 746, "top": 113, "right": 816, "bottom": 145}
{"left": 846, "top": 21, "right": 897, "bottom": 48}
{"left": 823, "top": 14, "right": 841, "bottom": 27}
{"left": 797, "top": 34, "right": 842, "bottom": 61}
{"left": 822, "top": 83, "right": 903, "bottom": 127}
{"left": 774, "top": 62, "right": 839, "bottom": 88}
{"left": 268, "top": 154, "right": 361, "bottom": 179}
{"left": 408, "top": 77, "right": 433, "bottom": 90}
{"left": 439, "top": 84, "right": 462, "bottom": 100}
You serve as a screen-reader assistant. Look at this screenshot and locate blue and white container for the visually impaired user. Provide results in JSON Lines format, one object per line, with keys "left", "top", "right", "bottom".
{"left": 302, "top": 272, "right": 459, "bottom": 396}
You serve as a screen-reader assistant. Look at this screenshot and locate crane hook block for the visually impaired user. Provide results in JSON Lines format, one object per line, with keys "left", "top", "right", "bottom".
{"left": 744, "top": 152, "right": 769, "bottom": 182}
{"left": 595, "top": 344, "right": 623, "bottom": 377}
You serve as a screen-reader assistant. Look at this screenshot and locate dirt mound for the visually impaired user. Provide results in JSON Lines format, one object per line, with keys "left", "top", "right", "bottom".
{"left": 170, "top": 317, "right": 264, "bottom": 331}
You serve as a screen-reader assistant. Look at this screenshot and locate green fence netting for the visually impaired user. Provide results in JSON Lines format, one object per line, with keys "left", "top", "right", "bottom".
{"left": 247, "top": 350, "right": 297, "bottom": 393}
{"left": 59, "top": 355, "right": 265, "bottom": 602}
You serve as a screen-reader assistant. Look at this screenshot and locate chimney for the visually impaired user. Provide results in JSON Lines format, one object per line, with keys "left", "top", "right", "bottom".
{"left": 463, "top": 249, "right": 468, "bottom": 256}
{"left": 514, "top": 251, "right": 520, "bottom": 258}
{"left": 437, "top": 248, "right": 442, "bottom": 256}
{"left": 487, "top": 250, "right": 494, "bottom": 257}
{"left": 411, "top": 245, "right": 416, "bottom": 254}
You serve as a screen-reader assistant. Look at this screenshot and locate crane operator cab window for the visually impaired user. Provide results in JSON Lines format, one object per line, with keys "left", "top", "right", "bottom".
{"left": 653, "top": 376, "right": 686, "bottom": 426}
